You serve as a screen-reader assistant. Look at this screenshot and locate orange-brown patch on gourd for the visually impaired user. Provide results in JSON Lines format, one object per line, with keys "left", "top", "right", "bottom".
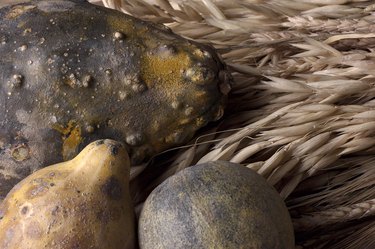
{"left": 5, "top": 5, "right": 36, "bottom": 19}
{"left": 52, "top": 120, "right": 82, "bottom": 161}
{"left": 141, "top": 51, "right": 191, "bottom": 92}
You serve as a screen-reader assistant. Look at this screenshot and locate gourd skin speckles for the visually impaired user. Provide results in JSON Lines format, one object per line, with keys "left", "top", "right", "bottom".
{"left": 0, "top": 0, "right": 230, "bottom": 199}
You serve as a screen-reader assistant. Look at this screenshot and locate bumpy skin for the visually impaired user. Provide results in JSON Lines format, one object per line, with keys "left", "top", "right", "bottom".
{"left": 0, "top": 0, "right": 231, "bottom": 199}
{"left": 139, "top": 161, "right": 295, "bottom": 249}
{"left": 0, "top": 139, "right": 136, "bottom": 249}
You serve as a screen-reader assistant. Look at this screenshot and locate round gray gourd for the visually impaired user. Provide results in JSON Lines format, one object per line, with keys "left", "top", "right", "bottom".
{"left": 139, "top": 161, "right": 295, "bottom": 249}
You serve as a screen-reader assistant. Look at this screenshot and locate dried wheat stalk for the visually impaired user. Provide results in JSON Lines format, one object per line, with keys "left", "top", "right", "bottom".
{"left": 293, "top": 199, "right": 375, "bottom": 231}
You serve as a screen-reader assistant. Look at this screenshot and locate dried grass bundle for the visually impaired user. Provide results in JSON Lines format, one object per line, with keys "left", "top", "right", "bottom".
{"left": 99, "top": 0, "right": 375, "bottom": 248}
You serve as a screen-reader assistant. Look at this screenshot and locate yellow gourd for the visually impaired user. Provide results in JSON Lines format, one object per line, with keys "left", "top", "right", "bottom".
{"left": 0, "top": 139, "right": 135, "bottom": 249}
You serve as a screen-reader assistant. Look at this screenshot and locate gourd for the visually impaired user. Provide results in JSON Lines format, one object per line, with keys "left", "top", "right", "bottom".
{"left": 139, "top": 161, "right": 295, "bottom": 249}
{"left": 0, "top": 139, "right": 136, "bottom": 249}
{"left": 0, "top": 0, "right": 231, "bottom": 199}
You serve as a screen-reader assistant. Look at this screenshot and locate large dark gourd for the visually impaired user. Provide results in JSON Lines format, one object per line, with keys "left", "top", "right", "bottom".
{"left": 0, "top": 0, "right": 231, "bottom": 199}
{"left": 139, "top": 161, "right": 295, "bottom": 249}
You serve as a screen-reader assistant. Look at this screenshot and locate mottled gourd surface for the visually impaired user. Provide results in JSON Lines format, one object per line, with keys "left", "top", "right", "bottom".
{"left": 0, "top": 0, "right": 231, "bottom": 199}
{"left": 0, "top": 139, "right": 136, "bottom": 249}
{"left": 139, "top": 161, "right": 295, "bottom": 249}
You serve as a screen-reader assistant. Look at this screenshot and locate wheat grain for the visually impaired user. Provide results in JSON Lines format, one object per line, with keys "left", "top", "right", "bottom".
{"left": 284, "top": 16, "right": 375, "bottom": 33}
{"left": 263, "top": 76, "right": 314, "bottom": 93}
{"left": 268, "top": 158, "right": 300, "bottom": 185}
{"left": 302, "top": 5, "right": 362, "bottom": 18}
{"left": 338, "top": 121, "right": 375, "bottom": 133}
{"left": 293, "top": 132, "right": 331, "bottom": 156}
{"left": 307, "top": 153, "right": 340, "bottom": 176}
{"left": 281, "top": 173, "right": 304, "bottom": 199}
{"left": 352, "top": 110, "right": 375, "bottom": 119}
{"left": 299, "top": 0, "right": 354, "bottom": 5}
{"left": 246, "top": 161, "right": 264, "bottom": 171}
{"left": 339, "top": 137, "right": 375, "bottom": 155}
{"left": 230, "top": 141, "right": 273, "bottom": 164}
{"left": 258, "top": 146, "right": 291, "bottom": 177}
{"left": 196, "top": 141, "right": 240, "bottom": 164}
{"left": 261, "top": 122, "right": 318, "bottom": 137}
{"left": 325, "top": 33, "right": 375, "bottom": 44}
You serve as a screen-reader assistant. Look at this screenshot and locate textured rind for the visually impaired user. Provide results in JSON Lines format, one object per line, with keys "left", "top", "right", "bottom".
{"left": 0, "top": 139, "right": 136, "bottom": 249}
{"left": 139, "top": 161, "right": 295, "bottom": 249}
{"left": 0, "top": 0, "right": 230, "bottom": 199}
